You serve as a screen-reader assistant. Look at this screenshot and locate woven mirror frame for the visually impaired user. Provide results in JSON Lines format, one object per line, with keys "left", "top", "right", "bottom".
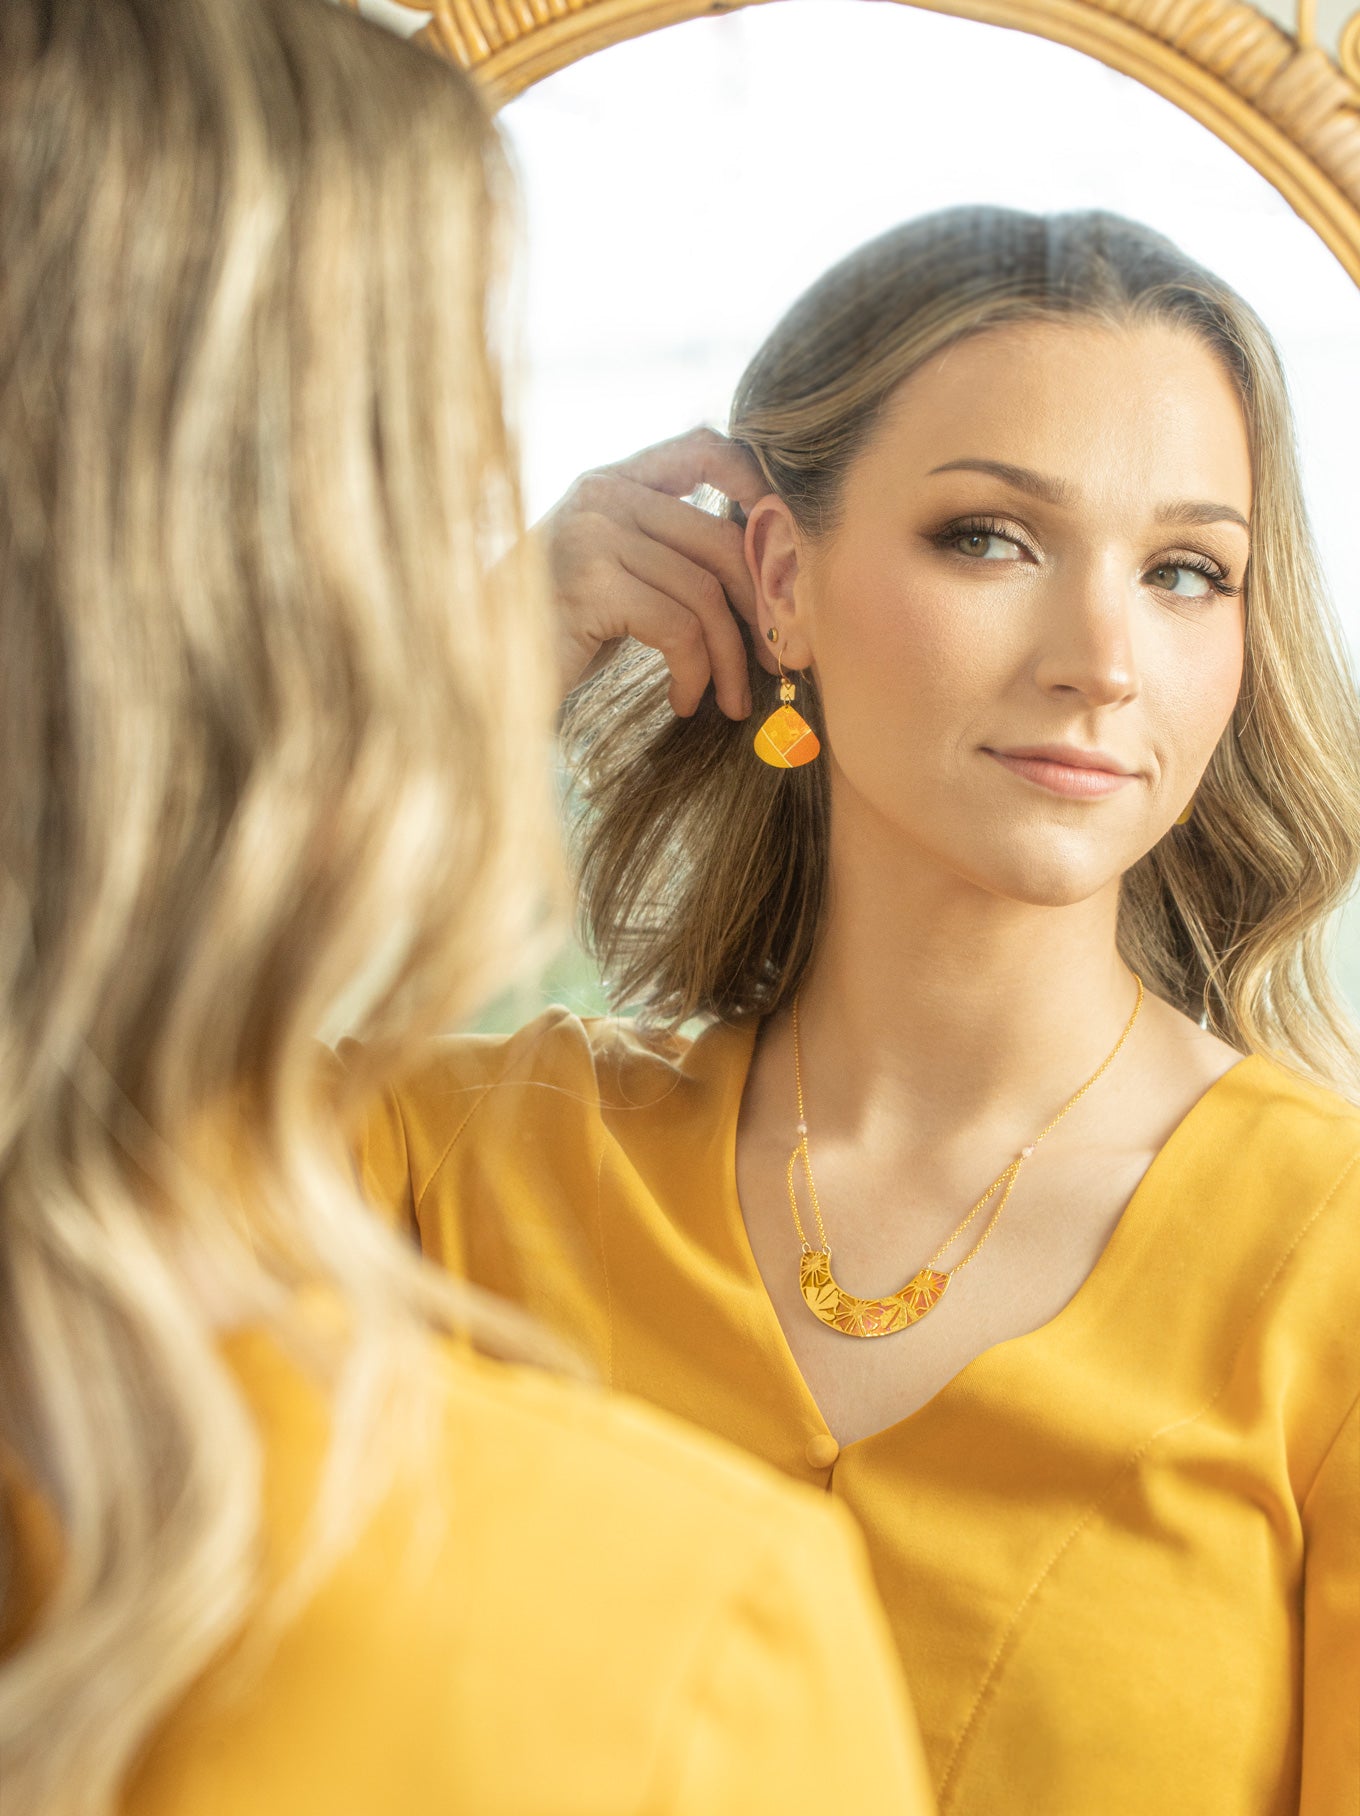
{"left": 342, "top": 0, "right": 1360, "bottom": 283}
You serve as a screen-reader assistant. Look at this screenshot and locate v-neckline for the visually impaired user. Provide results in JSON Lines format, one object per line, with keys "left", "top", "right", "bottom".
{"left": 708, "top": 1013, "right": 1265, "bottom": 1455}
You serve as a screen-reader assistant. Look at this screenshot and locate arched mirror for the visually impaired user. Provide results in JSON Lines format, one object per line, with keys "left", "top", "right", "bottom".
{"left": 346, "top": 0, "right": 1360, "bottom": 1026}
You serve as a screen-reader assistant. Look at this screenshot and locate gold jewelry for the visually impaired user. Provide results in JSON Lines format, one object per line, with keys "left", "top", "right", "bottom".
{"left": 1175, "top": 795, "right": 1195, "bottom": 826}
{"left": 753, "top": 626, "right": 820, "bottom": 768}
{"left": 786, "top": 973, "right": 1146, "bottom": 1337}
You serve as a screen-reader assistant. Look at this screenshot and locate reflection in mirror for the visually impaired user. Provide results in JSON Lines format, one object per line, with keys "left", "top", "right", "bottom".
{"left": 479, "top": 0, "right": 1360, "bottom": 1027}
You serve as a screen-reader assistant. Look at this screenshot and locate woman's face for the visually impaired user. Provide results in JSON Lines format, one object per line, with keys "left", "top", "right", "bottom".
{"left": 759, "top": 317, "right": 1251, "bottom": 905}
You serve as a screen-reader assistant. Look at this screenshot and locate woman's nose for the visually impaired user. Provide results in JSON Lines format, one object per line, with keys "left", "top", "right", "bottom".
{"left": 1031, "top": 566, "right": 1139, "bottom": 708}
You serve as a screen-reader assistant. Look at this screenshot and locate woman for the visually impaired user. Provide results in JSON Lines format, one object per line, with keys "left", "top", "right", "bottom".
{"left": 0, "top": 2, "right": 938, "bottom": 1812}
{"left": 352, "top": 208, "right": 1360, "bottom": 1814}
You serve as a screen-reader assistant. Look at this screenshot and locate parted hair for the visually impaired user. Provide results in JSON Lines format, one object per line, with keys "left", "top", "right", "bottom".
{"left": 0, "top": 1, "right": 571, "bottom": 1810}
{"left": 561, "top": 206, "right": 1360, "bottom": 1104}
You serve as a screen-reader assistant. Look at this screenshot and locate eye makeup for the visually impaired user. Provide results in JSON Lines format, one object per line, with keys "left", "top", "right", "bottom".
{"left": 925, "top": 513, "right": 1243, "bottom": 598}
{"left": 927, "top": 514, "right": 1035, "bottom": 559}
{"left": 1150, "top": 553, "right": 1242, "bottom": 599}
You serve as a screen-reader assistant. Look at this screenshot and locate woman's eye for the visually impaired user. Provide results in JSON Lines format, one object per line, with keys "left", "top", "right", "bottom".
{"left": 953, "top": 531, "right": 1020, "bottom": 560}
{"left": 1148, "top": 562, "right": 1216, "bottom": 598}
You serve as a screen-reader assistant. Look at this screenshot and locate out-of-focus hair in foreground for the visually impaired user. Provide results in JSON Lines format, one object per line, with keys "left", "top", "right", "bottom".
{"left": 0, "top": 1, "right": 569, "bottom": 1809}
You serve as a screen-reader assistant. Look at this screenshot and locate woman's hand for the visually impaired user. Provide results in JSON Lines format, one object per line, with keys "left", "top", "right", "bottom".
{"left": 531, "top": 425, "right": 780, "bottom": 719}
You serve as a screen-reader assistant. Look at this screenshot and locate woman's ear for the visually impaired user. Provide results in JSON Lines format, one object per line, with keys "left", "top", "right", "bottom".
{"left": 745, "top": 494, "right": 815, "bottom": 670}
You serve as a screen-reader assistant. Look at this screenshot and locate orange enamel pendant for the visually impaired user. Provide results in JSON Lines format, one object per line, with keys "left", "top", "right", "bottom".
{"left": 754, "top": 704, "right": 819, "bottom": 767}
{"left": 753, "top": 681, "right": 820, "bottom": 768}
{"left": 798, "top": 1249, "right": 950, "bottom": 1338}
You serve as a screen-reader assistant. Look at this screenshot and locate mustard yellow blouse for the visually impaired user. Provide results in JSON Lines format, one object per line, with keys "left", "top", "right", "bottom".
{"left": 348, "top": 1006, "right": 1360, "bottom": 1816}
{"left": 1, "top": 1310, "right": 934, "bottom": 1814}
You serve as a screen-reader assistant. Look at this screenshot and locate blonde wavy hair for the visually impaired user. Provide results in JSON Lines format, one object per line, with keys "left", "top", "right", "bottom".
{"left": 562, "top": 206, "right": 1360, "bottom": 1104}
{"left": 0, "top": 0, "right": 571, "bottom": 1810}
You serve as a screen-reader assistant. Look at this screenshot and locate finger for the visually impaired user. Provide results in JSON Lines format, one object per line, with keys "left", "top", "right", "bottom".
{"left": 557, "top": 543, "right": 720, "bottom": 717}
{"left": 567, "top": 468, "right": 756, "bottom": 621}
{"left": 616, "top": 533, "right": 752, "bottom": 720}
{"left": 574, "top": 471, "right": 780, "bottom": 678}
{"left": 605, "top": 574, "right": 723, "bottom": 719}
{"left": 607, "top": 424, "right": 769, "bottom": 517}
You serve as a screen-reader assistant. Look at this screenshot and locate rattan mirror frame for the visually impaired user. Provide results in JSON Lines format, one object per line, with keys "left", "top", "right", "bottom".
{"left": 348, "top": 0, "right": 1360, "bottom": 283}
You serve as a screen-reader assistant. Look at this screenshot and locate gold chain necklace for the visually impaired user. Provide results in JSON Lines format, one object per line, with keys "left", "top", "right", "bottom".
{"left": 786, "top": 974, "right": 1145, "bottom": 1338}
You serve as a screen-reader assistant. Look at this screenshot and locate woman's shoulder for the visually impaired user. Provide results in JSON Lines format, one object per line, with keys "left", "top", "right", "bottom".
{"left": 225, "top": 1307, "right": 853, "bottom": 1562}
{"left": 1185, "top": 1049, "right": 1360, "bottom": 1306}
{"left": 178, "top": 1317, "right": 931, "bottom": 1815}
{"left": 1188, "top": 1050, "right": 1360, "bottom": 1452}
{"left": 429, "top": 1333, "right": 842, "bottom": 1551}
{"left": 335, "top": 1003, "right": 715, "bottom": 1105}
{"left": 336, "top": 1006, "right": 748, "bottom": 1214}
{"left": 1215, "top": 1048, "right": 1360, "bottom": 1190}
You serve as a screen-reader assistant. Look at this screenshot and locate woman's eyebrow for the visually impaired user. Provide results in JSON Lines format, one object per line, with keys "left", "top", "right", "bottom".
{"left": 928, "top": 458, "right": 1073, "bottom": 505}
{"left": 1156, "top": 497, "right": 1252, "bottom": 534}
{"left": 926, "top": 458, "right": 1250, "bottom": 534}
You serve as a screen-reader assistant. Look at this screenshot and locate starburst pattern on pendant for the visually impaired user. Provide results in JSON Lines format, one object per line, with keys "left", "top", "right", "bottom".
{"left": 798, "top": 1252, "right": 950, "bottom": 1339}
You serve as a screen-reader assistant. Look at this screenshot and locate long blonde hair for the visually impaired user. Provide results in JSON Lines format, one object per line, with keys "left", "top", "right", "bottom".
{"left": 562, "top": 207, "right": 1360, "bottom": 1103}
{"left": 0, "top": 0, "right": 571, "bottom": 1808}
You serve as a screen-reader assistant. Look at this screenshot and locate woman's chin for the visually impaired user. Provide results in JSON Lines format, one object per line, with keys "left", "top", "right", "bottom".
{"left": 949, "top": 833, "right": 1134, "bottom": 909}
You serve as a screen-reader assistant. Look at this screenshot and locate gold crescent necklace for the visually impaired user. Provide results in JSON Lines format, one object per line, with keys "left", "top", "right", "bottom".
{"left": 787, "top": 974, "right": 1145, "bottom": 1338}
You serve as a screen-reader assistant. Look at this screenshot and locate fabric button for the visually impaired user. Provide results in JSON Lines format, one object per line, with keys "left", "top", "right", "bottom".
{"left": 804, "top": 1433, "right": 840, "bottom": 1470}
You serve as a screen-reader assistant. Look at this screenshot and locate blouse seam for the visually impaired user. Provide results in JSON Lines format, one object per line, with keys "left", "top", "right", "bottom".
{"left": 593, "top": 1132, "right": 616, "bottom": 1390}
{"left": 1300, "top": 1382, "right": 1360, "bottom": 1524}
{"left": 411, "top": 1012, "right": 574, "bottom": 1213}
{"left": 936, "top": 1139, "right": 1360, "bottom": 1814}
{"left": 389, "top": 1086, "right": 416, "bottom": 1241}
{"left": 412, "top": 1088, "right": 489, "bottom": 1215}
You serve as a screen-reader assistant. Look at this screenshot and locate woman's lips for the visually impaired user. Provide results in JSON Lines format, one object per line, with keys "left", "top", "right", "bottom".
{"left": 984, "top": 749, "right": 1135, "bottom": 798}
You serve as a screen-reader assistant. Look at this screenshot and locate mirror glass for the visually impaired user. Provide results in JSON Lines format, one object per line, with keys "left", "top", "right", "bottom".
{"left": 482, "top": 1, "right": 1360, "bottom": 1023}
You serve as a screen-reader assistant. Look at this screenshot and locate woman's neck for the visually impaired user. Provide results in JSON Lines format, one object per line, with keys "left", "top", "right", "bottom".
{"left": 772, "top": 801, "right": 1151, "bottom": 1153}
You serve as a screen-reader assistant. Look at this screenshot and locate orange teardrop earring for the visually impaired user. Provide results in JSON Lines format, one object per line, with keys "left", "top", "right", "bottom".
{"left": 753, "top": 627, "right": 821, "bottom": 769}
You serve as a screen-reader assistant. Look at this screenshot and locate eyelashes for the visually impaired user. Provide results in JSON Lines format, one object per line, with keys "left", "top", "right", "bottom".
{"left": 930, "top": 515, "right": 1028, "bottom": 558}
{"left": 1151, "top": 554, "right": 1243, "bottom": 599}
{"left": 929, "top": 514, "right": 1244, "bottom": 599}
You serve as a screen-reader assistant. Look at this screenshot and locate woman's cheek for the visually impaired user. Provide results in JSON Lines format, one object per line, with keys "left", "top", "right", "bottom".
{"left": 815, "top": 573, "right": 990, "bottom": 773}
{"left": 1149, "top": 617, "right": 1245, "bottom": 771}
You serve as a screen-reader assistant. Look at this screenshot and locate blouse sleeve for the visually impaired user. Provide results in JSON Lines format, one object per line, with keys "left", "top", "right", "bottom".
{"left": 1300, "top": 1390, "right": 1360, "bottom": 1814}
{"left": 331, "top": 1028, "right": 523, "bottom": 1268}
{"left": 649, "top": 1495, "right": 937, "bottom": 1816}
